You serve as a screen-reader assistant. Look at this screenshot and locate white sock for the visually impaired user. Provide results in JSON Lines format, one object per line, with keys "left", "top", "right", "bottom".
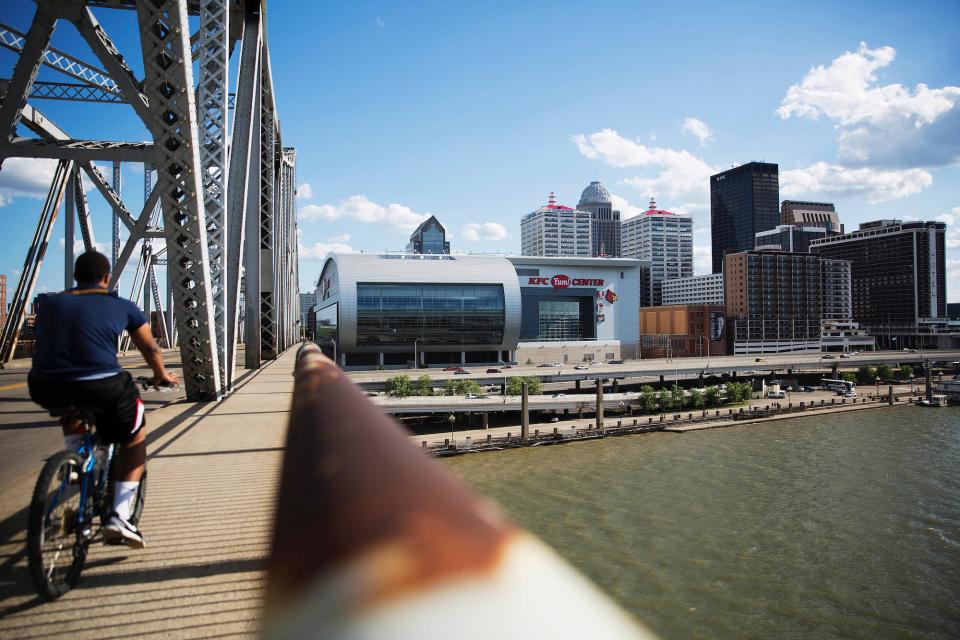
{"left": 64, "top": 433, "right": 83, "bottom": 452}
{"left": 112, "top": 481, "right": 139, "bottom": 521}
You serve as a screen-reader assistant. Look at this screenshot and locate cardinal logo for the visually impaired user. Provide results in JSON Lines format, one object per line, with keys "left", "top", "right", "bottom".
{"left": 604, "top": 289, "right": 618, "bottom": 304}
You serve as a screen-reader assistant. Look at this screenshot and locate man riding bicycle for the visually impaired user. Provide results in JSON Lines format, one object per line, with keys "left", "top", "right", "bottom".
{"left": 28, "top": 251, "right": 178, "bottom": 548}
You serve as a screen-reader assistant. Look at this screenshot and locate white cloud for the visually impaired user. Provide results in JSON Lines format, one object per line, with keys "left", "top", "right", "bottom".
{"left": 299, "top": 195, "right": 430, "bottom": 233}
{"left": 58, "top": 238, "right": 107, "bottom": 254}
{"left": 297, "top": 230, "right": 355, "bottom": 261}
{"left": 777, "top": 42, "right": 960, "bottom": 167}
{"left": 573, "top": 129, "right": 717, "bottom": 208}
{"left": 0, "top": 157, "right": 60, "bottom": 202}
{"left": 681, "top": 117, "right": 713, "bottom": 146}
{"left": 328, "top": 232, "right": 351, "bottom": 243}
{"left": 938, "top": 207, "right": 960, "bottom": 249}
{"left": 780, "top": 162, "right": 932, "bottom": 203}
{"left": 296, "top": 183, "right": 313, "bottom": 199}
{"left": 610, "top": 194, "right": 648, "bottom": 220}
{"left": 376, "top": 16, "right": 384, "bottom": 27}
{"left": 462, "top": 222, "right": 508, "bottom": 242}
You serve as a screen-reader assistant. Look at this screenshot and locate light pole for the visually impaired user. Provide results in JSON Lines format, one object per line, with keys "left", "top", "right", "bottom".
{"left": 413, "top": 337, "right": 420, "bottom": 370}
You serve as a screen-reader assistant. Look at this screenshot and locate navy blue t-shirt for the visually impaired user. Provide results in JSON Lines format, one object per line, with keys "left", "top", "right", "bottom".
{"left": 31, "top": 287, "right": 149, "bottom": 381}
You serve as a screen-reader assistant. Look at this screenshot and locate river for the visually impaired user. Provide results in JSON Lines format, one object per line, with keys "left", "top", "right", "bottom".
{"left": 444, "top": 405, "right": 960, "bottom": 639}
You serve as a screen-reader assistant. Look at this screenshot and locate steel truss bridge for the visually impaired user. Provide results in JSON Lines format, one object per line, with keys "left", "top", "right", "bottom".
{"left": 0, "top": 0, "right": 299, "bottom": 401}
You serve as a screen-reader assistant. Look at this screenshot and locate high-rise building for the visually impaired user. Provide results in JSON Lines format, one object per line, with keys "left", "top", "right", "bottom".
{"left": 710, "top": 162, "right": 779, "bottom": 273}
{"left": 819, "top": 258, "right": 875, "bottom": 352}
{"left": 810, "top": 219, "right": 948, "bottom": 348}
{"left": 520, "top": 193, "right": 592, "bottom": 257}
{"left": 754, "top": 224, "right": 827, "bottom": 253}
{"left": 622, "top": 198, "right": 693, "bottom": 305}
{"left": 406, "top": 216, "right": 450, "bottom": 254}
{"left": 724, "top": 250, "right": 822, "bottom": 354}
{"left": 299, "top": 292, "right": 317, "bottom": 333}
{"left": 662, "top": 273, "right": 725, "bottom": 306}
{"left": 781, "top": 200, "right": 842, "bottom": 235}
{"left": 578, "top": 181, "right": 621, "bottom": 257}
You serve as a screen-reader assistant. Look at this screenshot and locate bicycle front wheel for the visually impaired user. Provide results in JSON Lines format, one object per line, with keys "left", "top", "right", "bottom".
{"left": 27, "top": 450, "right": 89, "bottom": 599}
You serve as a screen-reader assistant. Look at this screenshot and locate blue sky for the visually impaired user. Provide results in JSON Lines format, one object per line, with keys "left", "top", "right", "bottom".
{"left": 1, "top": 0, "right": 958, "bottom": 301}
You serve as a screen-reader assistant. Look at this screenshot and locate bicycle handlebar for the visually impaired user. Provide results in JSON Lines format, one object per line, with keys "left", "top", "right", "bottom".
{"left": 133, "top": 376, "right": 179, "bottom": 392}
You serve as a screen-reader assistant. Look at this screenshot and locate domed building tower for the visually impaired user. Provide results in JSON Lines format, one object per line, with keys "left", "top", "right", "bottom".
{"left": 578, "top": 181, "right": 622, "bottom": 258}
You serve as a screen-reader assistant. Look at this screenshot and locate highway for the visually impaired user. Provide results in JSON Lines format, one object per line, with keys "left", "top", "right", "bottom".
{"left": 347, "top": 349, "right": 960, "bottom": 390}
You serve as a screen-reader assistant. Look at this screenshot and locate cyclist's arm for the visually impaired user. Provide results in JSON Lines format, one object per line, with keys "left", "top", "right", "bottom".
{"left": 129, "top": 323, "right": 179, "bottom": 387}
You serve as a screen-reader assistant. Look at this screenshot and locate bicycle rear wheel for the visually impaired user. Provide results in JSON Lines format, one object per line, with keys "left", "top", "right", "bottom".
{"left": 27, "top": 450, "right": 89, "bottom": 599}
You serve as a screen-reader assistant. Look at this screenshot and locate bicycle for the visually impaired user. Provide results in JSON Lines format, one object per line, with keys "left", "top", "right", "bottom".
{"left": 26, "top": 376, "right": 174, "bottom": 599}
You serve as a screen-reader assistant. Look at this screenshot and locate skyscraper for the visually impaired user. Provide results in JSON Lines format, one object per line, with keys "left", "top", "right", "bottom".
{"left": 520, "top": 193, "right": 592, "bottom": 257}
{"left": 781, "top": 200, "right": 842, "bottom": 235}
{"left": 622, "top": 198, "right": 693, "bottom": 305}
{"left": 577, "top": 181, "right": 621, "bottom": 257}
{"left": 710, "top": 162, "right": 779, "bottom": 273}
{"left": 406, "top": 216, "right": 450, "bottom": 254}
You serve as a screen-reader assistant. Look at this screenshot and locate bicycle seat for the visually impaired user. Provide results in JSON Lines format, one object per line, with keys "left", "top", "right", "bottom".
{"left": 47, "top": 405, "right": 104, "bottom": 419}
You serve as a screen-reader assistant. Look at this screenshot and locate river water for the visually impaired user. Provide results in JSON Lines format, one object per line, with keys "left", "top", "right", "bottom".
{"left": 444, "top": 406, "right": 960, "bottom": 639}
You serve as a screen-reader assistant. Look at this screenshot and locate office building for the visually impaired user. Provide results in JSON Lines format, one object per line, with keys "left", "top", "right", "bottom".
{"left": 781, "top": 200, "right": 842, "bottom": 234}
{"left": 810, "top": 219, "right": 948, "bottom": 348}
{"left": 406, "top": 216, "right": 450, "bottom": 254}
{"left": 640, "top": 304, "right": 727, "bottom": 358}
{"left": 819, "top": 258, "right": 874, "bottom": 352}
{"left": 662, "top": 273, "right": 724, "bottom": 306}
{"left": 724, "top": 251, "right": 822, "bottom": 354}
{"left": 710, "top": 162, "right": 780, "bottom": 273}
{"left": 754, "top": 224, "right": 827, "bottom": 253}
{"left": 520, "top": 193, "right": 592, "bottom": 257}
{"left": 299, "top": 292, "right": 317, "bottom": 333}
{"left": 578, "top": 181, "right": 622, "bottom": 257}
{"left": 622, "top": 198, "right": 693, "bottom": 305}
{"left": 312, "top": 253, "right": 641, "bottom": 368}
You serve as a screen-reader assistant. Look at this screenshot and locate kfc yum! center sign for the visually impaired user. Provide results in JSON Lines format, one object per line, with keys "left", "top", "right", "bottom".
{"left": 526, "top": 274, "right": 605, "bottom": 289}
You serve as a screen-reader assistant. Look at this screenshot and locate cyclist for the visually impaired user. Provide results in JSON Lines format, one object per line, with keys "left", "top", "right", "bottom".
{"left": 28, "top": 251, "right": 179, "bottom": 548}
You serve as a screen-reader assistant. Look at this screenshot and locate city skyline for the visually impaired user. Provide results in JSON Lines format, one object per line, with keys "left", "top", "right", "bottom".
{"left": 0, "top": 1, "right": 957, "bottom": 300}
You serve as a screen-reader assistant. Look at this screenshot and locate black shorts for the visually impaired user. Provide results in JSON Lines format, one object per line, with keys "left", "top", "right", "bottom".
{"left": 28, "top": 371, "right": 145, "bottom": 444}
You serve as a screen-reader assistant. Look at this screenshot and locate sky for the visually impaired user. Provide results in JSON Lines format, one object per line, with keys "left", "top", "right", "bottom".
{"left": 1, "top": 0, "right": 959, "bottom": 302}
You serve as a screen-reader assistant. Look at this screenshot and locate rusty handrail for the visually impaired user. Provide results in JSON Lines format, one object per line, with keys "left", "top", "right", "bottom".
{"left": 264, "top": 342, "right": 655, "bottom": 638}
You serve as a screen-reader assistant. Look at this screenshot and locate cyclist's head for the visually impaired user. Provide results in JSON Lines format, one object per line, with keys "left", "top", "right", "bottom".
{"left": 75, "top": 251, "right": 111, "bottom": 286}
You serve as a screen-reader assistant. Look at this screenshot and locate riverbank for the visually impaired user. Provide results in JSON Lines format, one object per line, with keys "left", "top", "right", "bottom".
{"left": 410, "top": 386, "right": 926, "bottom": 455}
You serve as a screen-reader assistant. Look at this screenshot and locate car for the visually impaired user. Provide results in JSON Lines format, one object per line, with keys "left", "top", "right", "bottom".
{"left": 549, "top": 416, "right": 560, "bottom": 423}
{"left": 574, "top": 364, "right": 590, "bottom": 370}
{"left": 552, "top": 393, "right": 568, "bottom": 398}
{"left": 767, "top": 390, "right": 785, "bottom": 399}
{"left": 552, "top": 362, "right": 564, "bottom": 368}
{"left": 607, "top": 359, "right": 624, "bottom": 365}
{"left": 803, "top": 386, "right": 815, "bottom": 392}
{"left": 840, "top": 353, "right": 851, "bottom": 359}
{"left": 454, "top": 369, "right": 469, "bottom": 375}
{"left": 366, "top": 391, "right": 379, "bottom": 397}
{"left": 442, "top": 367, "right": 459, "bottom": 372}
{"left": 822, "top": 354, "right": 836, "bottom": 360}
{"left": 464, "top": 393, "right": 480, "bottom": 399}
{"left": 755, "top": 357, "right": 767, "bottom": 363}
{"left": 842, "top": 390, "right": 857, "bottom": 398}
{"left": 486, "top": 368, "right": 502, "bottom": 373}
{"left": 537, "top": 363, "right": 553, "bottom": 368}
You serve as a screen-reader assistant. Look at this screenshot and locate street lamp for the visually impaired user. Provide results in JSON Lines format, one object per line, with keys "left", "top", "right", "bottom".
{"left": 448, "top": 412, "right": 456, "bottom": 443}
{"left": 414, "top": 336, "right": 421, "bottom": 370}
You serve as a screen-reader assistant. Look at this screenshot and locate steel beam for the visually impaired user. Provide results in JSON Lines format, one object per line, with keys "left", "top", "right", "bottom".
{"left": 0, "top": 8, "right": 56, "bottom": 145}
{"left": 2, "top": 138, "right": 153, "bottom": 162}
{"left": 65, "top": 170, "right": 75, "bottom": 288}
{"left": 258, "top": 44, "right": 276, "bottom": 361}
{"left": 197, "top": 0, "right": 230, "bottom": 393}
{"left": 135, "top": 0, "right": 221, "bottom": 400}
{"left": 243, "top": 63, "right": 262, "bottom": 368}
{"left": 111, "top": 161, "right": 121, "bottom": 266}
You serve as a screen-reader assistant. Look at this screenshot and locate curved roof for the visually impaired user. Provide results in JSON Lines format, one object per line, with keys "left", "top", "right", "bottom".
{"left": 578, "top": 181, "right": 612, "bottom": 205}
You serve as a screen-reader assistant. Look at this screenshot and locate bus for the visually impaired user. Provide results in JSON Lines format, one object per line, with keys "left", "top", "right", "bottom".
{"left": 821, "top": 378, "right": 855, "bottom": 393}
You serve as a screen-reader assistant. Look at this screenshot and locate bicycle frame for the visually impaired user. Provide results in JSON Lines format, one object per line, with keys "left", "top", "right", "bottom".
{"left": 45, "top": 430, "right": 115, "bottom": 539}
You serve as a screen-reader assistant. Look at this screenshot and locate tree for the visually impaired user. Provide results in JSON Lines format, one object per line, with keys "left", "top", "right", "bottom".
{"left": 638, "top": 385, "right": 657, "bottom": 413}
{"left": 415, "top": 375, "right": 434, "bottom": 396}
{"left": 670, "top": 384, "right": 686, "bottom": 410}
{"left": 384, "top": 375, "right": 413, "bottom": 398}
{"left": 704, "top": 385, "right": 722, "bottom": 407}
{"left": 446, "top": 378, "right": 482, "bottom": 395}
{"left": 898, "top": 364, "right": 914, "bottom": 380}
{"left": 689, "top": 387, "right": 705, "bottom": 409}
{"left": 876, "top": 364, "right": 894, "bottom": 380}
{"left": 840, "top": 372, "right": 856, "bottom": 383}
{"left": 856, "top": 365, "right": 877, "bottom": 385}
{"left": 655, "top": 389, "right": 672, "bottom": 412}
{"left": 525, "top": 358, "right": 534, "bottom": 365}
{"left": 726, "top": 382, "right": 751, "bottom": 403}
{"left": 506, "top": 376, "right": 542, "bottom": 396}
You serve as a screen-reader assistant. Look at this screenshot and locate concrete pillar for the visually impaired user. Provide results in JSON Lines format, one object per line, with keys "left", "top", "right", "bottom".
{"left": 575, "top": 379, "right": 581, "bottom": 392}
{"left": 925, "top": 361, "right": 932, "bottom": 401}
{"left": 378, "top": 352, "right": 384, "bottom": 367}
{"left": 521, "top": 382, "right": 529, "bottom": 440}
{"left": 483, "top": 412, "right": 489, "bottom": 429}
{"left": 461, "top": 351, "right": 466, "bottom": 365}
{"left": 659, "top": 374, "right": 664, "bottom": 384}
{"left": 698, "top": 372, "right": 704, "bottom": 388}
{"left": 888, "top": 385, "right": 894, "bottom": 406}
{"left": 612, "top": 379, "right": 619, "bottom": 392}
{"left": 595, "top": 379, "right": 604, "bottom": 430}
{"left": 577, "top": 407, "right": 583, "bottom": 419}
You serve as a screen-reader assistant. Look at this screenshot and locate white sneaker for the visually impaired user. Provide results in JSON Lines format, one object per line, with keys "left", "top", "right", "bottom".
{"left": 103, "top": 513, "right": 146, "bottom": 548}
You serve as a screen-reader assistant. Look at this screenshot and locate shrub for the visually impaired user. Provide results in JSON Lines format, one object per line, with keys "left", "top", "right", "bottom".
{"left": 726, "top": 382, "right": 752, "bottom": 403}
{"left": 876, "top": 364, "right": 894, "bottom": 380}
{"left": 506, "top": 376, "right": 542, "bottom": 396}
{"left": 689, "top": 388, "right": 705, "bottom": 408}
{"left": 446, "top": 379, "right": 482, "bottom": 395}
{"left": 655, "top": 389, "right": 672, "bottom": 412}
{"left": 898, "top": 364, "right": 914, "bottom": 379}
{"left": 384, "top": 375, "right": 413, "bottom": 397}
{"left": 704, "top": 385, "right": 722, "bottom": 407}
{"left": 840, "top": 372, "right": 856, "bottom": 383}
{"left": 525, "top": 358, "right": 534, "bottom": 365}
{"left": 638, "top": 385, "right": 657, "bottom": 412}
{"left": 415, "top": 375, "right": 434, "bottom": 396}
{"left": 670, "top": 384, "right": 686, "bottom": 410}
